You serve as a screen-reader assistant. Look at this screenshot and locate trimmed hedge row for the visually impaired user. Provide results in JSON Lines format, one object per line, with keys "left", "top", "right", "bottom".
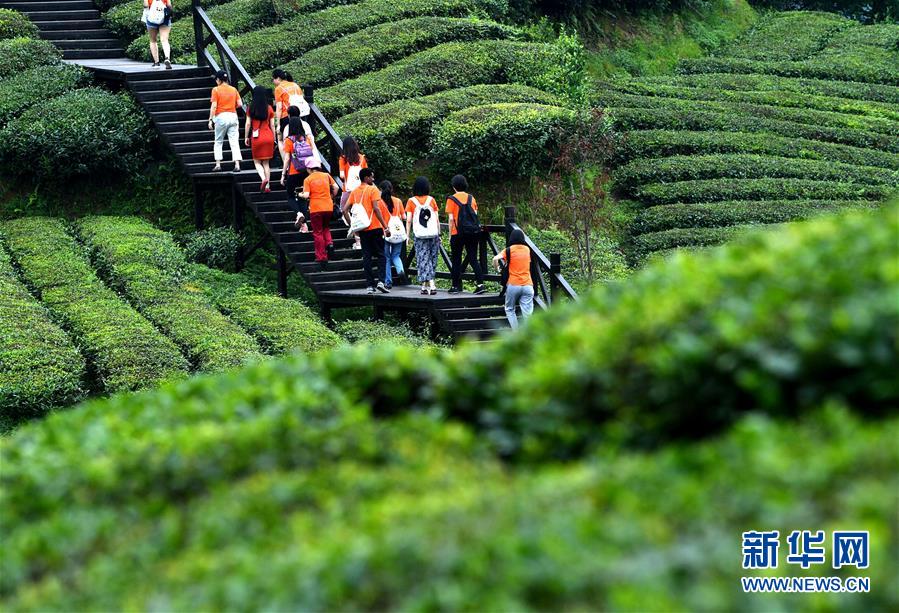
{"left": 0, "top": 244, "right": 85, "bottom": 427}
{"left": 189, "top": 264, "right": 342, "bottom": 355}
{"left": 0, "top": 64, "right": 91, "bottom": 127}
{"left": 617, "top": 130, "right": 899, "bottom": 171}
{"left": 0, "top": 218, "right": 189, "bottom": 394}
{"left": 0, "top": 89, "right": 151, "bottom": 180}
{"left": 642, "top": 72, "right": 899, "bottom": 104}
{"left": 610, "top": 107, "right": 898, "bottom": 153}
{"left": 0, "top": 38, "right": 61, "bottom": 80}
{"left": 722, "top": 10, "right": 853, "bottom": 62}
{"left": 272, "top": 0, "right": 364, "bottom": 19}
{"left": 677, "top": 55, "right": 899, "bottom": 86}
{"left": 826, "top": 22, "right": 899, "bottom": 50}
{"left": 228, "top": 0, "right": 507, "bottom": 75}
{"left": 334, "top": 84, "right": 558, "bottom": 174}
{"left": 599, "top": 91, "right": 899, "bottom": 138}
{"left": 76, "top": 217, "right": 264, "bottom": 372}
{"left": 635, "top": 178, "right": 895, "bottom": 207}
{"left": 126, "top": 0, "right": 278, "bottom": 60}
{"left": 318, "top": 40, "right": 558, "bottom": 117}
{"left": 1, "top": 207, "right": 896, "bottom": 611}
{"left": 629, "top": 224, "right": 767, "bottom": 259}
{"left": 631, "top": 199, "right": 882, "bottom": 234}
{"left": 614, "top": 154, "right": 898, "bottom": 195}
{"left": 431, "top": 102, "right": 576, "bottom": 179}
{"left": 265, "top": 17, "right": 515, "bottom": 89}
{"left": 0, "top": 8, "right": 37, "bottom": 40}
{"left": 604, "top": 79, "right": 899, "bottom": 121}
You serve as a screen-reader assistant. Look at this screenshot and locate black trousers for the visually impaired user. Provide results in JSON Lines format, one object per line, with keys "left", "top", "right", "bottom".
{"left": 359, "top": 229, "right": 386, "bottom": 288}
{"left": 284, "top": 171, "right": 309, "bottom": 220}
{"left": 451, "top": 232, "right": 484, "bottom": 289}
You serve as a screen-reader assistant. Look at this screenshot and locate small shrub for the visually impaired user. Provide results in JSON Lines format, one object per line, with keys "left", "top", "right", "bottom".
{"left": 228, "top": 0, "right": 508, "bottom": 75}
{"left": 0, "top": 244, "right": 85, "bottom": 426}
{"left": 76, "top": 216, "right": 263, "bottom": 371}
{"left": 0, "top": 9, "right": 38, "bottom": 40}
{"left": 318, "top": 40, "right": 559, "bottom": 117}
{"left": 0, "top": 89, "right": 151, "bottom": 181}
{"left": 525, "top": 225, "right": 629, "bottom": 289}
{"left": 334, "top": 84, "right": 558, "bottom": 175}
{"left": 189, "top": 264, "right": 343, "bottom": 355}
{"left": 0, "top": 218, "right": 189, "bottom": 394}
{"left": 431, "top": 102, "right": 576, "bottom": 178}
{"left": 266, "top": 17, "right": 516, "bottom": 88}
{"left": 182, "top": 226, "right": 242, "bottom": 271}
{"left": 0, "top": 38, "right": 61, "bottom": 80}
{"left": 0, "top": 65, "right": 92, "bottom": 127}
{"left": 616, "top": 129, "right": 899, "bottom": 170}
{"left": 336, "top": 319, "right": 433, "bottom": 347}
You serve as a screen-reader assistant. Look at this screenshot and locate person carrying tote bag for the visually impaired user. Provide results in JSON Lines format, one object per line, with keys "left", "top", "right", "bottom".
{"left": 492, "top": 228, "right": 534, "bottom": 330}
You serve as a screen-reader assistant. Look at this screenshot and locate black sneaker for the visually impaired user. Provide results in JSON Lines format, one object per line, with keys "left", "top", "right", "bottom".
{"left": 474, "top": 284, "right": 487, "bottom": 295}
{"left": 164, "top": 59, "right": 172, "bottom": 70}
{"left": 448, "top": 287, "right": 462, "bottom": 294}
{"left": 376, "top": 282, "right": 390, "bottom": 294}
{"left": 151, "top": 62, "right": 160, "bottom": 68}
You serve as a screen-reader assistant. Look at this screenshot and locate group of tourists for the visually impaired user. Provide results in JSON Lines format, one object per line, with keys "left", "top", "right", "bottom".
{"left": 206, "top": 70, "right": 534, "bottom": 328}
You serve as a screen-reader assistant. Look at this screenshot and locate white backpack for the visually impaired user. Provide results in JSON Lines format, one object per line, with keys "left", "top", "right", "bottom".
{"left": 144, "top": 0, "right": 166, "bottom": 25}
{"left": 286, "top": 84, "right": 310, "bottom": 117}
{"left": 411, "top": 196, "right": 439, "bottom": 239}
{"left": 385, "top": 204, "right": 407, "bottom": 244}
{"left": 347, "top": 189, "right": 371, "bottom": 235}
{"left": 344, "top": 163, "right": 363, "bottom": 193}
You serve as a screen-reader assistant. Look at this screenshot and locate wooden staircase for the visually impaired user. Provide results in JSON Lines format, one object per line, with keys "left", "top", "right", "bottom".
{"left": 4, "top": 0, "right": 124, "bottom": 60}
{"left": 3, "top": 0, "right": 575, "bottom": 342}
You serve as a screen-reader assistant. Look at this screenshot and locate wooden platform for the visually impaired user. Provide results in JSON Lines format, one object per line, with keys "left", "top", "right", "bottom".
{"left": 63, "top": 58, "right": 200, "bottom": 79}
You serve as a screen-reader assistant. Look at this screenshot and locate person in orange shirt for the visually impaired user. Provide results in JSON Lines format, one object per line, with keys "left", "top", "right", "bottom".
{"left": 492, "top": 228, "right": 534, "bottom": 329}
{"left": 281, "top": 116, "right": 316, "bottom": 230}
{"left": 272, "top": 69, "right": 305, "bottom": 144}
{"left": 379, "top": 180, "right": 407, "bottom": 289}
{"left": 207, "top": 70, "right": 243, "bottom": 172}
{"left": 297, "top": 158, "right": 338, "bottom": 267}
{"left": 404, "top": 176, "right": 440, "bottom": 295}
{"left": 342, "top": 168, "right": 390, "bottom": 294}
{"left": 339, "top": 136, "right": 367, "bottom": 251}
{"left": 445, "top": 174, "right": 485, "bottom": 294}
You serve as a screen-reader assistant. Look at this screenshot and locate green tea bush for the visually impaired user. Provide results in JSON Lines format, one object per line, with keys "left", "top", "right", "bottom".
{"left": 189, "top": 264, "right": 343, "bottom": 354}
{"left": 317, "top": 40, "right": 558, "bottom": 117}
{"left": 635, "top": 177, "right": 894, "bottom": 206}
{"left": 0, "top": 89, "right": 151, "bottom": 180}
{"left": 677, "top": 55, "right": 899, "bottom": 86}
{"left": 525, "top": 225, "right": 630, "bottom": 289}
{"left": 610, "top": 107, "right": 898, "bottom": 152}
{"left": 0, "top": 218, "right": 189, "bottom": 393}
{"left": 614, "top": 154, "right": 898, "bottom": 195}
{"left": 76, "top": 216, "right": 264, "bottom": 371}
{"left": 0, "top": 38, "right": 61, "bottom": 80}
{"left": 126, "top": 0, "right": 277, "bottom": 60}
{"left": 722, "top": 11, "right": 852, "bottom": 62}
{"left": 334, "top": 84, "right": 558, "bottom": 174}
{"left": 266, "top": 17, "right": 515, "bottom": 88}
{"left": 181, "top": 226, "right": 242, "bottom": 270}
{"left": 632, "top": 199, "right": 882, "bottom": 234}
{"left": 0, "top": 65, "right": 91, "bottom": 127}
{"left": 617, "top": 129, "right": 899, "bottom": 170}
{"left": 271, "top": 0, "right": 361, "bottom": 19}
{"left": 336, "top": 319, "right": 433, "bottom": 347}
{"left": 0, "top": 8, "right": 37, "bottom": 40}
{"left": 229, "top": 0, "right": 507, "bottom": 75}
{"left": 605, "top": 79, "right": 899, "bottom": 121}
{"left": 630, "top": 223, "right": 772, "bottom": 259}
{"left": 643, "top": 72, "right": 899, "bottom": 105}
{"left": 600, "top": 91, "right": 899, "bottom": 137}
{"left": 431, "top": 102, "right": 576, "bottom": 179}
{"left": 0, "top": 245, "right": 85, "bottom": 426}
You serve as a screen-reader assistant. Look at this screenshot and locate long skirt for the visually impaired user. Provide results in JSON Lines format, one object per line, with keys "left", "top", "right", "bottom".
{"left": 414, "top": 236, "right": 439, "bottom": 282}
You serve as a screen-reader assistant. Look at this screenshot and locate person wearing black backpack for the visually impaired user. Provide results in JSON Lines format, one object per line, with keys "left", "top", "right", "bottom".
{"left": 445, "top": 175, "right": 486, "bottom": 295}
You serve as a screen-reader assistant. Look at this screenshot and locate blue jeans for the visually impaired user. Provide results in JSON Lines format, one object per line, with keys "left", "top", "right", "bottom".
{"left": 504, "top": 284, "right": 534, "bottom": 329}
{"left": 384, "top": 241, "right": 405, "bottom": 286}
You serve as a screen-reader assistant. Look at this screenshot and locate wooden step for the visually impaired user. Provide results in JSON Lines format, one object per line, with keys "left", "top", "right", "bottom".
{"left": 53, "top": 38, "right": 122, "bottom": 49}
{"left": 127, "top": 68, "right": 211, "bottom": 82}
{"left": 441, "top": 306, "right": 507, "bottom": 320}
{"left": 24, "top": 9, "right": 100, "bottom": 21}
{"left": 298, "top": 259, "right": 363, "bottom": 273}
{"left": 142, "top": 98, "right": 210, "bottom": 112}
{"left": 31, "top": 19, "right": 103, "bottom": 30}
{"left": 2, "top": 0, "right": 94, "bottom": 10}
{"left": 304, "top": 269, "right": 367, "bottom": 283}
{"left": 41, "top": 28, "right": 109, "bottom": 39}
{"left": 311, "top": 279, "right": 370, "bottom": 291}
{"left": 448, "top": 317, "right": 509, "bottom": 332}
{"left": 64, "top": 48, "right": 125, "bottom": 59}
{"left": 129, "top": 76, "right": 214, "bottom": 91}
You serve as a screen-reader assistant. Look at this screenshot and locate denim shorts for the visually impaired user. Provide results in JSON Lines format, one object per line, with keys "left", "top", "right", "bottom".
{"left": 146, "top": 17, "right": 172, "bottom": 30}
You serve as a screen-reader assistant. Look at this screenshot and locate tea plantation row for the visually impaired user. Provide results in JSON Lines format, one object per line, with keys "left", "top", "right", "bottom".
{"left": 600, "top": 11, "right": 899, "bottom": 260}
{"left": 2, "top": 204, "right": 896, "bottom": 609}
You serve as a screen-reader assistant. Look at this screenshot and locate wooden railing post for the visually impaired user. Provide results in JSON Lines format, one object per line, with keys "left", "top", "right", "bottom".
{"left": 550, "top": 252, "right": 561, "bottom": 304}
{"left": 504, "top": 206, "right": 516, "bottom": 242}
{"left": 192, "top": 0, "right": 205, "bottom": 68}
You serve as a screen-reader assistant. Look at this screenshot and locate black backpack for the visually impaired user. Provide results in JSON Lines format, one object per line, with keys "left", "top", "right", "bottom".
{"left": 451, "top": 195, "right": 481, "bottom": 236}
{"left": 499, "top": 246, "right": 511, "bottom": 296}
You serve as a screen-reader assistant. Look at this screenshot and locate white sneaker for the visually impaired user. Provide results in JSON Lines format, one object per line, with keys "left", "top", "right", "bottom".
{"left": 366, "top": 286, "right": 375, "bottom": 294}
{"left": 352, "top": 242, "right": 362, "bottom": 250}
{"left": 376, "top": 282, "right": 390, "bottom": 294}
